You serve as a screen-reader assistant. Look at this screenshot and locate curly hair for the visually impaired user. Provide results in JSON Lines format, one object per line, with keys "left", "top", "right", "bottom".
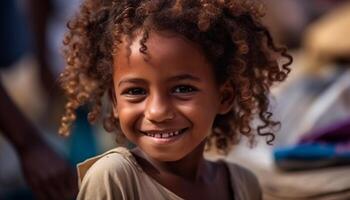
{"left": 59, "top": 0, "right": 292, "bottom": 154}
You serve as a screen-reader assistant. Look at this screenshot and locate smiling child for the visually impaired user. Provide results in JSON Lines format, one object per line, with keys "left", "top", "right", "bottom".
{"left": 59, "top": 0, "right": 292, "bottom": 199}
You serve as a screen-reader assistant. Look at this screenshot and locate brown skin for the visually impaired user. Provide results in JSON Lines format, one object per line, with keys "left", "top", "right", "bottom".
{"left": 60, "top": 0, "right": 293, "bottom": 153}
{"left": 58, "top": 0, "right": 292, "bottom": 198}
{"left": 0, "top": 1, "right": 76, "bottom": 199}
{"left": 26, "top": 0, "right": 59, "bottom": 98}
{"left": 112, "top": 31, "right": 234, "bottom": 199}
{"left": 0, "top": 81, "right": 77, "bottom": 200}
{"left": 131, "top": 144, "right": 233, "bottom": 200}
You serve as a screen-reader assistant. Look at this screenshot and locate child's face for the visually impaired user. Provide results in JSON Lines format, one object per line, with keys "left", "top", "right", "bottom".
{"left": 113, "top": 31, "right": 227, "bottom": 161}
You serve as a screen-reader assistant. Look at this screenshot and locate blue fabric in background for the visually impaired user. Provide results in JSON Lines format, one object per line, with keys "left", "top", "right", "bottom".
{"left": 68, "top": 108, "right": 98, "bottom": 165}
{"left": 274, "top": 143, "right": 350, "bottom": 161}
{"left": 274, "top": 117, "right": 350, "bottom": 170}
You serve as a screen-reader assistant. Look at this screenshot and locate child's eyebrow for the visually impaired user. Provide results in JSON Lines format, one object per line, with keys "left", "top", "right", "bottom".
{"left": 118, "top": 74, "right": 201, "bottom": 87}
{"left": 168, "top": 74, "right": 201, "bottom": 82}
{"left": 118, "top": 78, "right": 147, "bottom": 87}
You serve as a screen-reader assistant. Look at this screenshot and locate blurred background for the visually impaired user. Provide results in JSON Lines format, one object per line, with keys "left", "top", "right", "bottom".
{"left": 0, "top": 0, "right": 349, "bottom": 200}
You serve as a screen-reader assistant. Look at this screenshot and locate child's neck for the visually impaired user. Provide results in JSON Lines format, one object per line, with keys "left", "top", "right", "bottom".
{"left": 131, "top": 141, "right": 209, "bottom": 182}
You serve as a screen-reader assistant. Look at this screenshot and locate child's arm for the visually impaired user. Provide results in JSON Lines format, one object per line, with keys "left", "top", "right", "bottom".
{"left": 0, "top": 82, "right": 77, "bottom": 200}
{"left": 25, "top": 0, "right": 57, "bottom": 98}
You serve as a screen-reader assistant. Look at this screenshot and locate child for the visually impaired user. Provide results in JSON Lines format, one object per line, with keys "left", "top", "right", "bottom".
{"left": 59, "top": 0, "right": 292, "bottom": 199}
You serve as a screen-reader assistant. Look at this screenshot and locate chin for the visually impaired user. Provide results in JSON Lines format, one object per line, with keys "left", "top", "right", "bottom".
{"left": 147, "top": 150, "right": 186, "bottom": 162}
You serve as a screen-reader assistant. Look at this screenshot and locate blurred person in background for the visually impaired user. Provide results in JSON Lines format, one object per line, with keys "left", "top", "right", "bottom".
{"left": 0, "top": 85, "right": 77, "bottom": 200}
{"left": 0, "top": 0, "right": 79, "bottom": 199}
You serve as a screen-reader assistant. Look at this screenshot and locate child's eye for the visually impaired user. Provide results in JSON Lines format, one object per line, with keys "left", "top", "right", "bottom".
{"left": 122, "top": 87, "right": 147, "bottom": 96}
{"left": 172, "top": 85, "right": 198, "bottom": 94}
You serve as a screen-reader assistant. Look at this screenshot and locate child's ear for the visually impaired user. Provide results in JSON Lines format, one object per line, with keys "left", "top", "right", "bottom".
{"left": 109, "top": 88, "right": 118, "bottom": 118}
{"left": 218, "top": 81, "right": 235, "bottom": 115}
{"left": 112, "top": 105, "right": 118, "bottom": 119}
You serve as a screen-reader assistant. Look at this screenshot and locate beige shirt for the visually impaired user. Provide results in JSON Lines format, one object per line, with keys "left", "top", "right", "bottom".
{"left": 77, "top": 147, "right": 262, "bottom": 200}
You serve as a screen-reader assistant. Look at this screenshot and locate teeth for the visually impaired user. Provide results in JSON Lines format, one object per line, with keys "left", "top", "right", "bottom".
{"left": 144, "top": 129, "right": 185, "bottom": 138}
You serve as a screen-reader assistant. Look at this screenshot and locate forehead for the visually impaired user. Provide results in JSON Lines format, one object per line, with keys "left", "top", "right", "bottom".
{"left": 113, "top": 31, "right": 213, "bottom": 77}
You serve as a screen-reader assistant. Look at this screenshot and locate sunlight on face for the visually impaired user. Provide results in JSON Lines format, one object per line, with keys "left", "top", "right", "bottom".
{"left": 113, "top": 30, "right": 223, "bottom": 161}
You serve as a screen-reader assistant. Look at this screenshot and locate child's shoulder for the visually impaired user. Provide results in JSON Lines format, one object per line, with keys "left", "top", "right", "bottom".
{"left": 224, "top": 160, "right": 259, "bottom": 183}
{"left": 218, "top": 160, "right": 262, "bottom": 200}
{"left": 77, "top": 147, "right": 141, "bottom": 183}
{"left": 76, "top": 147, "right": 185, "bottom": 200}
{"left": 77, "top": 147, "right": 145, "bottom": 199}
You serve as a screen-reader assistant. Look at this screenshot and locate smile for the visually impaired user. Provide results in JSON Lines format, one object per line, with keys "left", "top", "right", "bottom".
{"left": 140, "top": 128, "right": 188, "bottom": 139}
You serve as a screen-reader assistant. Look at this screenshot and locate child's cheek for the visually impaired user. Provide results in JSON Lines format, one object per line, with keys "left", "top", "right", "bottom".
{"left": 179, "top": 102, "right": 215, "bottom": 132}
{"left": 117, "top": 101, "right": 144, "bottom": 137}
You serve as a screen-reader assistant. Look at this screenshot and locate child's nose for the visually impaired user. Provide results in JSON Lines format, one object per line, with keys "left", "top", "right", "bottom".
{"left": 144, "top": 94, "right": 175, "bottom": 123}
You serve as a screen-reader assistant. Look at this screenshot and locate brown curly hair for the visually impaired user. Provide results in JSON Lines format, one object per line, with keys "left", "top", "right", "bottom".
{"left": 59, "top": 0, "right": 292, "bottom": 154}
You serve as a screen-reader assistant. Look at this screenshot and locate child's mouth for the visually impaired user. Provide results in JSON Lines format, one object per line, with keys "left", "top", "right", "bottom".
{"left": 140, "top": 128, "right": 188, "bottom": 138}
